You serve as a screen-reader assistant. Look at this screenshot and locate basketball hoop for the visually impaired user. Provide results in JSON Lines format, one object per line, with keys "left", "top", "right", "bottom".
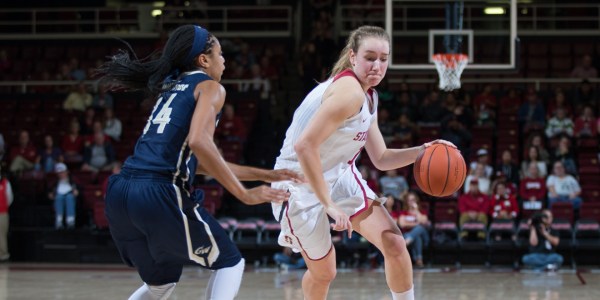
{"left": 432, "top": 53, "right": 469, "bottom": 91}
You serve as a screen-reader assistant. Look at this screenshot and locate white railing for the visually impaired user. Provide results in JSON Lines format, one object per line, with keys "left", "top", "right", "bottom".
{"left": 0, "top": 79, "right": 269, "bottom": 94}
{"left": 0, "top": 78, "right": 598, "bottom": 95}
{"left": 0, "top": 5, "right": 292, "bottom": 39}
{"left": 387, "top": 77, "right": 600, "bottom": 91}
{"left": 338, "top": 3, "right": 600, "bottom": 36}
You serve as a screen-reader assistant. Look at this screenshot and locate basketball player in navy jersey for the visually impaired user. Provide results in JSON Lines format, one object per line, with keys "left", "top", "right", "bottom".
{"left": 98, "top": 25, "right": 299, "bottom": 299}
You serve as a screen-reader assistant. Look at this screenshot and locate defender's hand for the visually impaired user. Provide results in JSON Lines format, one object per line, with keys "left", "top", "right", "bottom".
{"left": 264, "top": 169, "right": 306, "bottom": 183}
{"left": 241, "top": 186, "right": 290, "bottom": 205}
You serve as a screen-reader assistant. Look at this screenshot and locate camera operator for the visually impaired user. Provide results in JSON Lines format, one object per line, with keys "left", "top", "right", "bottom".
{"left": 522, "top": 209, "right": 563, "bottom": 271}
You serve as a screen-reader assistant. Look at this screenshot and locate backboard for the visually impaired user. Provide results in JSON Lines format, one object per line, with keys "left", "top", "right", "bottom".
{"left": 385, "top": 0, "right": 517, "bottom": 71}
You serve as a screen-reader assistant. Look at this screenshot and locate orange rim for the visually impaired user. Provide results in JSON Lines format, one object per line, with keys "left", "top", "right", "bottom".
{"left": 432, "top": 53, "right": 469, "bottom": 68}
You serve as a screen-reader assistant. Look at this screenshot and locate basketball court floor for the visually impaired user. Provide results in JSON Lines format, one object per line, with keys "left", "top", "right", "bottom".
{"left": 0, "top": 263, "right": 598, "bottom": 299}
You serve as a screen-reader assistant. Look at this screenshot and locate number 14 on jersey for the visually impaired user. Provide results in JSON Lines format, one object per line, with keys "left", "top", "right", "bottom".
{"left": 143, "top": 93, "right": 177, "bottom": 135}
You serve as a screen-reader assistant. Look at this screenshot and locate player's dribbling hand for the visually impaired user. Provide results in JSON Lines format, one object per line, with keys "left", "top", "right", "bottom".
{"left": 264, "top": 169, "right": 306, "bottom": 183}
{"left": 326, "top": 204, "right": 353, "bottom": 238}
{"left": 423, "top": 139, "right": 457, "bottom": 149}
{"left": 242, "top": 185, "right": 290, "bottom": 205}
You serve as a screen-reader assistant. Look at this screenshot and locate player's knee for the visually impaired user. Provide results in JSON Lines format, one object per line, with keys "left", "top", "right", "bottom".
{"left": 311, "top": 265, "right": 337, "bottom": 283}
{"left": 381, "top": 232, "right": 408, "bottom": 258}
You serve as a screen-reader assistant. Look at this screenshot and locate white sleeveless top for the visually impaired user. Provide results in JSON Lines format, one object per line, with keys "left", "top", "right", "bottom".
{"left": 274, "top": 70, "right": 378, "bottom": 182}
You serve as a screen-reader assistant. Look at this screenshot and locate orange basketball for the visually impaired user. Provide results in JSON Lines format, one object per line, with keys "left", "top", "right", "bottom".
{"left": 413, "top": 144, "right": 467, "bottom": 197}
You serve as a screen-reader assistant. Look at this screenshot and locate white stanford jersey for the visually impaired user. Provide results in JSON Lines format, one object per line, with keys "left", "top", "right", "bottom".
{"left": 275, "top": 69, "right": 378, "bottom": 182}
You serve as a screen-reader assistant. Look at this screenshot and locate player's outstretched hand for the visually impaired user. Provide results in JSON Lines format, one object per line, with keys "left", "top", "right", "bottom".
{"left": 423, "top": 139, "right": 457, "bottom": 149}
{"left": 263, "top": 169, "right": 306, "bottom": 183}
{"left": 242, "top": 185, "right": 290, "bottom": 205}
{"left": 326, "top": 204, "right": 353, "bottom": 238}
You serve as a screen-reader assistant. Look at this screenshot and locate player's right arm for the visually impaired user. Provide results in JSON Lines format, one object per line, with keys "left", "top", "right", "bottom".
{"left": 294, "top": 77, "right": 364, "bottom": 236}
{"left": 188, "top": 80, "right": 289, "bottom": 205}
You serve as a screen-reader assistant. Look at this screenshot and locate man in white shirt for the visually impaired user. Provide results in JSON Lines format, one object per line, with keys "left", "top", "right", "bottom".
{"left": 546, "top": 161, "right": 582, "bottom": 209}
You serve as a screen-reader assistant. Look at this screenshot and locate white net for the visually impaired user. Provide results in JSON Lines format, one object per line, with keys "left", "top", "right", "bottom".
{"left": 432, "top": 54, "right": 469, "bottom": 91}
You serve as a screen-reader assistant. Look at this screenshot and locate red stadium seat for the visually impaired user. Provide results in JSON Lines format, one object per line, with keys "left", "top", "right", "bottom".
{"left": 551, "top": 202, "right": 574, "bottom": 224}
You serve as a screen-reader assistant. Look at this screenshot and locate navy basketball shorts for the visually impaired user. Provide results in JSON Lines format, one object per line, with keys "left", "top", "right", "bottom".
{"left": 105, "top": 172, "right": 241, "bottom": 285}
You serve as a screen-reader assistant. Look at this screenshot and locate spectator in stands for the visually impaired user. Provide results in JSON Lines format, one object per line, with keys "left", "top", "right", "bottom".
{"left": 570, "top": 54, "right": 598, "bottom": 79}
{"left": 522, "top": 210, "right": 563, "bottom": 271}
{"left": 464, "top": 163, "right": 491, "bottom": 195}
{"left": 377, "top": 108, "right": 396, "bottom": 143}
{"left": 376, "top": 78, "right": 396, "bottom": 111}
{"left": 102, "top": 161, "right": 122, "bottom": 196}
{"left": 573, "top": 79, "right": 598, "bottom": 115}
{"left": 469, "top": 148, "right": 493, "bottom": 178}
{"left": 298, "top": 40, "right": 321, "bottom": 95}
{"left": 61, "top": 120, "right": 85, "bottom": 164}
{"left": 379, "top": 169, "right": 409, "bottom": 200}
{"left": 547, "top": 160, "right": 582, "bottom": 210}
{"left": 103, "top": 108, "right": 122, "bottom": 142}
{"left": 8, "top": 130, "right": 37, "bottom": 176}
{"left": 0, "top": 133, "right": 5, "bottom": 161}
{"left": 0, "top": 50, "right": 11, "bottom": 75}
{"left": 259, "top": 53, "right": 278, "bottom": 82}
{"left": 553, "top": 136, "right": 577, "bottom": 176}
{"left": 80, "top": 107, "right": 96, "bottom": 136}
{"left": 0, "top": 166, "right": 13, "bottom": 261}
{"left": 63, "top": 82, "right": 92, "bottom": 112}
{"left": 30, "top": 71, "right": 55, "bottom": 94}
{"left": 56, "top": 63, "right": 71, "bottom": 80}
{"left": 359, "top": 165, "right": 380, "bottom": 195}
{"left": 91, "top": 83, "right": 114, "bottom": 112}
{"left": 241, "top": 64, "right": 271, "bottom": 100}
{"left": 396, "top": 91, "right": 418, "bottom": 122}
{"left": 499, "top": 87, "right": 521, "bottom": 113}
{"left": 398, "top": 191, "right": 430, "bottom": 268}
{"left": 85, "top": 120, "right": 110, "bottom": 146}
{"left": 489, "top": 181, "right": 518, "bottom": 221}
{"left": 473, "top": 84, "right": 497, "bottom": 126}
{"left": 574, "top": 105, "right": 597, "bottom": 138}
{"left": 393, "top": 113, "right": 417, "bottom": 145}
{"left": 273, "top": 247, "right": 306, "bottom": 270}
{"left": 69, "top": 58, "right": 86, "bottom": 81}
{"left": 440, "top": 105, "right": 472, "bottom": 156}
{"left": 35, "top": 134, "right": 64, "bottom": 173}
{"left": 215, "top": 104, "right": 246, "bottom": 142}
{"left": 496, "top": 150, "right": 520, "bottom": 186}
{"left": 459, "top": 179, "right": 490, "bottom": 239}
{"left": 491, "top": 171, "right": 517, "bottom": 196}
{"left": 399, "top": 82, "right": 419, "bottom": 108}
{"left": 518, "top": 90, "right": 545, "bottom": 133}
{"left": 521, "top": 146, "right": 548, "bottom": 178}
{"left": 546, "top": 89, "right": 572, "bottom": 120}
{"left": 419, "top": 90, "right": 446, "bottom": 124}
{"left": 525, "top": 133, "right": 551, "bottom": 164}
{"left": 235, "top": 42, "right": 256, "bottom": 69}
{"left": 81, "top": 132, "right": 116, "bottom": 173}
{"left": 520, "top": 162, "right": 546, "bottom": 211}
{"left": 545, "top": 108, "right": 574, "bottom": 139}
{"left": 48, "top": 163, "right": 78, "bottom": 229}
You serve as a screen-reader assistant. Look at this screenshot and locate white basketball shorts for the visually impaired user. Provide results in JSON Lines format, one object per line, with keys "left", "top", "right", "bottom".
{"left": 271, "top": 165, "right": 379, "bottom": 260}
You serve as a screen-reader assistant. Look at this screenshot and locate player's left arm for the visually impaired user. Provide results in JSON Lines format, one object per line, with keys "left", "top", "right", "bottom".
{"left": 364, "top": 120, "right": 456, "bottom": 171}
{"left": 364, "top": 119, "right": 424, "bottom": 171}
{"left": 197, "top": 162, "right": 303, "bottom": 183}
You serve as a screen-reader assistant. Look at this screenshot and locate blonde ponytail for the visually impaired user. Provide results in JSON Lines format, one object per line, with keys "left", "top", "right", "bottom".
{"left": 329, "top": 25, "right": 390, "bottom": 78}
{"left": 330, "top": 45, "right": 353, "bottom": 76}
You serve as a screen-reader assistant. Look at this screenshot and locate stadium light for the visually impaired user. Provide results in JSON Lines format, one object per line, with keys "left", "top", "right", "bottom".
{"left": 484, "top": 7, "right": 505, "bottom": 15}
{"left": 151, "top": 9, "right": 163, "bottom": 17}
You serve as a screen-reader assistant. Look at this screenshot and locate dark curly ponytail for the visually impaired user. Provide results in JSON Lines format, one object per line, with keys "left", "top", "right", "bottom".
{"left": 97, "top": 25, "right": 215, "bottom": 98}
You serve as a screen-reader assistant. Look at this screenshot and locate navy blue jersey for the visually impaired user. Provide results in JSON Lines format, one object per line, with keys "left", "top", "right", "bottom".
{"left": 123, "top": 71, "right": 217, "bottom": 190}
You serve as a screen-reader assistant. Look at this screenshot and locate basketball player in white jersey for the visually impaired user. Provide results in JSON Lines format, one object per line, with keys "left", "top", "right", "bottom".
{"left": 272, "top": 26, "right": 454, "bottom": 300}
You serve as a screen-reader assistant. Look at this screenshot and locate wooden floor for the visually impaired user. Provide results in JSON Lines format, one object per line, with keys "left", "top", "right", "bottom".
{"left": 0, "top": 263, "right": 598, "bottom": 299}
